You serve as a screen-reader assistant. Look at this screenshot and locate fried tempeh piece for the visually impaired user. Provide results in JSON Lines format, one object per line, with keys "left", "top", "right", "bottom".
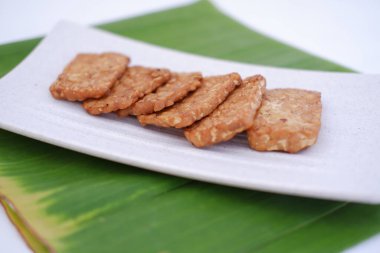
{"left": 50, "top": 53, "right": 129, "bottom": 101}
{"left": 118, "top": 72, "right": 202, "bottom": 116}
{"left": 83, "top": 66, "right": 171, "bottom": 115}
{"left": 247, "top": 88, "right": 322, "bottom": 153}
{"left": 185, "top": 75, "right": 266, "bottom": 147}
{"left": 138, "top": 73, "right": 242, "bottom": 128}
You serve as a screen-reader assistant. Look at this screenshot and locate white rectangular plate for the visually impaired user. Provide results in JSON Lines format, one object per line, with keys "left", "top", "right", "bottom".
{"left": 1, "top": 21, "right": 380, "bottom": 204}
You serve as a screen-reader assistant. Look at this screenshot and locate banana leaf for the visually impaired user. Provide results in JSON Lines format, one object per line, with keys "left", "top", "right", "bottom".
{"left": 0, "top": 1, "right": 379, "bottom": 252}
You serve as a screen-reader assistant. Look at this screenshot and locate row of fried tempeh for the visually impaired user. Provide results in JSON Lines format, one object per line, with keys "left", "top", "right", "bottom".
{"left": 50, "top": 52, "right": 322, "bottom": 153}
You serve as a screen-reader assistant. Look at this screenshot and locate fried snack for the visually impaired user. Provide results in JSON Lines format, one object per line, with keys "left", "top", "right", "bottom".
{"left": 118, "top": 72, "right": 203, "bottom": 117}
{"left": 138, "top": 73, "right": 242, "bottom": 128}
{"left": 185, "top": 75, "right": 266, "bottom": 147}
{"left": 247, "top": 88, "right": 322, "bottom": 153}
{"left": 83, "top": 66, "right": 171, "bottom": 115}
{"left": 50, "top": 53, "right": 129, "bottom": 101}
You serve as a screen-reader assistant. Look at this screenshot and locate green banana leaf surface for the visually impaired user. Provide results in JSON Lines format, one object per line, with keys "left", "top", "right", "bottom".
{"left": 0, "top": 1, "right": 379, "bottom": 253}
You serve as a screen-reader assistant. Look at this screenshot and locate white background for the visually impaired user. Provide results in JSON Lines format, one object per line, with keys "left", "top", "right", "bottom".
{"left": 0, "top": 1, "right": 379, "bottom": 252}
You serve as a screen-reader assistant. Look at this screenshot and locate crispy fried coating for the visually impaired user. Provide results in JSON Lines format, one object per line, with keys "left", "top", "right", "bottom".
{"left": 50, "top": 53, "right": 129, "bottom": 101}
{"left": 83, "top": 66, "right": 171, "bottom": 115}
{"left": 247, "top": 88, "right": 322, "bottom": 153}
{"left": 118, "top": 72, "right": 202, "bottom": 116}
{"left": 138, "top": 73, "right": 242, "bottom": 128}
{"left": 185, "top": 75, "right": 266, "bottom": 147}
